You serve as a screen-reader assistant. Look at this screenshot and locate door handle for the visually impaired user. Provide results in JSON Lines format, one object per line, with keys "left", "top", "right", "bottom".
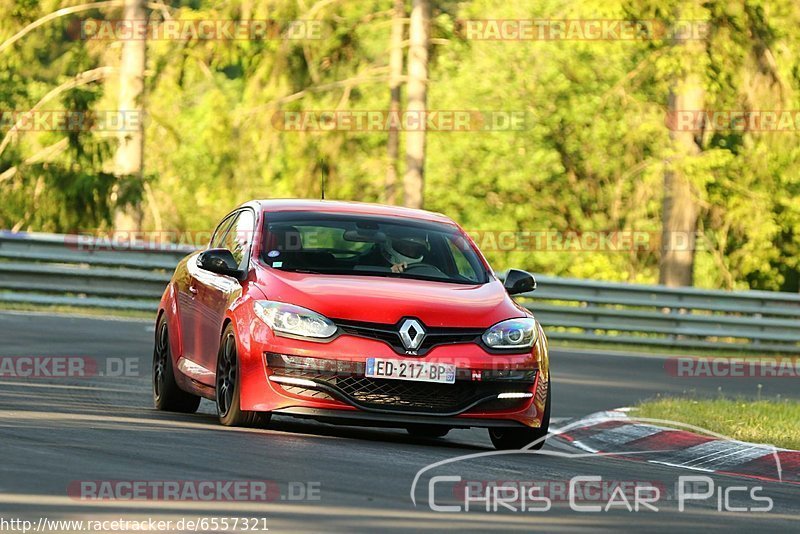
{"left": 188, "top": 286, "right": 198, "bottom": 295}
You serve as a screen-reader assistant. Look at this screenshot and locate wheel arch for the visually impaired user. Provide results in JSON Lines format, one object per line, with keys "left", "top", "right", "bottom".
{"left": 157, "top": 282, "right": 184, "bottom": 365}
{"left": 221, "top": 288, "right": 264, "bottom": 360}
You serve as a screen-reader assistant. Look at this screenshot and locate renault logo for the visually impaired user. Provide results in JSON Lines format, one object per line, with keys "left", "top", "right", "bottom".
{"left": 398, "top": 319, "right": 426, "bottom": 351}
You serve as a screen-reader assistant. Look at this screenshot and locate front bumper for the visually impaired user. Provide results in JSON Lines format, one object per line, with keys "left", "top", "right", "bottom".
{"left": 271, "top": 407, "right": 530, "bottom": 429}
{"left": 238, "top": 321, "right": 548, "bottom": 428}
{"left": 266, "top": 353, "right": 537, "bottom": 417}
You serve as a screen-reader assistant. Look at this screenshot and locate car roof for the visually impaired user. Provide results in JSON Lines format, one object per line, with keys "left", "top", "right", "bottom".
{"left": 243, "top": 199, "right": 458, "bottom": 226}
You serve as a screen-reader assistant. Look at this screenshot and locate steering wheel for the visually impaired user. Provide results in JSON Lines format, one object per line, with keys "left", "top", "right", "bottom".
{"left": 402, "top": 263, "right": 445, "bottom": 276}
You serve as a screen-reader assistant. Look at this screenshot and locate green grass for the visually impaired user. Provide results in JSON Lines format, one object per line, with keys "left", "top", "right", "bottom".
{"left": 0, "top": 302, "right": 152, "bottom": 320}
{"left": 635, "top": 397, "right": 800, "bottom": 450}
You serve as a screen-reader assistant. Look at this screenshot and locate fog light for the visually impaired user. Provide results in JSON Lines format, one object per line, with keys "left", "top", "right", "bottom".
{"left": 497, "top": 392, "right": 534, "bottom": 399}
{"left": 269, "top": 375, "right": 317, "bottom": 388}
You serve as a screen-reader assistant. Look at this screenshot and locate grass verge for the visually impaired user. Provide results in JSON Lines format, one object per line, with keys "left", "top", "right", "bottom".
{"left": 635, "top": 397, "right": 800, "bottom": 450}
{"left": 0, "top": 302, "right": 152, "bottom": 320}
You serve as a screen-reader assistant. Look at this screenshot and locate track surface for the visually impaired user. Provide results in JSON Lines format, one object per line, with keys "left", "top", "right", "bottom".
{"left": 0, "top": 311, "right": 797, "bottom": 532}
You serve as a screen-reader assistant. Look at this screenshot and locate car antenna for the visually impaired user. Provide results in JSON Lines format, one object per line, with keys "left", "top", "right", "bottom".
{"left": 320, "top": 160, "right": 326, "bottom": 200}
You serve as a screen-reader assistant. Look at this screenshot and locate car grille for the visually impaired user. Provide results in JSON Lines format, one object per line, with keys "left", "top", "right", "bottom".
{"left": 332, "top": 376, "right": 527, "bottom": 414}
{"left": 333, "top": 318, "right": 484, "bottom": 356}
{"left": 278, "top": 384, "right": 334, "bottom": 401}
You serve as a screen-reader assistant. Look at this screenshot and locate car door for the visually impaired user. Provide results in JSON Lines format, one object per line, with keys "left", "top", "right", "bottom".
{"left": 179, "top": 213, "right": 237, "bottom": 366}
{"left": 194, "top": 208, "right": 256, "bottom": 376}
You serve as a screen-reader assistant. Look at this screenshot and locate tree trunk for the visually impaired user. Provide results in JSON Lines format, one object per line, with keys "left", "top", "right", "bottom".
{"left": 385, "top": 0, "right": 405, "bottom": 205}
{"left": 659, "top": 74, "right": 704, "bottom": 287}
{"left": 112, "top": 0, "right": 146, "bottom": 231}
{"left": 403, "top": 0, "right": 429, "bottom": 209}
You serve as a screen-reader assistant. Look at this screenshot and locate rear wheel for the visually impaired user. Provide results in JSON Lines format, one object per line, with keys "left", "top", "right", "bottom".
{"left": 406, "top": 425, "right": 450, "bottom": 439}
{"left": 489, "top": 381, "right": 551, "bottom": 450}
{"left": 216, "top": 324, "right": 270, "bottom": 427}
{"left": 153, "top": 317, "right": 201, "bottom": 413}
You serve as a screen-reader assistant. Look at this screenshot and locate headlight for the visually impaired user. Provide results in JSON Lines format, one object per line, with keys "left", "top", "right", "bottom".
{"left": 482, "top": 318, "right": 538, "bottom": 349}
{"left": 253, "top": 301, "right": 337, "bottom": 339}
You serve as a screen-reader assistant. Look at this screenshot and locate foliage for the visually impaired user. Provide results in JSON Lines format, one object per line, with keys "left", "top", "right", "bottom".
{"left": 1, "top": 0, "right": 799, "bottom": 290}
{"left": 0, "top": 0, "right": 120, "bottom": 231}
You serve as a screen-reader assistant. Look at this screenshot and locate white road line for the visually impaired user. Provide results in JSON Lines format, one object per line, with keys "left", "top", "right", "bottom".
{"left": 583, "top": 424, "right": 666, "bottom": 447}
{"left": 681, "top": 442, "right": 773, "bottom": 469}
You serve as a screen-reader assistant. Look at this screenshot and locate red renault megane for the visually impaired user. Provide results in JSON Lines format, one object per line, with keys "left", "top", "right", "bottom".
{"left": 153, "top": 199, "right": 550, "bottom": 449}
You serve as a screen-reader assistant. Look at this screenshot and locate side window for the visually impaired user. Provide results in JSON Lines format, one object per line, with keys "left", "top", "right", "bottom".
{"left": 210, "top": 215, "right": 236, "bottom": 249}
{"left": 222, "top": 210, "right": 255, "bottom": 268}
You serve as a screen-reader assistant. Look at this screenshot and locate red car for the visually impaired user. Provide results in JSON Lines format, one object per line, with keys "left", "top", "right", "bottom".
{"left": 153, "top": 200, "right": 550, "bottom": 449}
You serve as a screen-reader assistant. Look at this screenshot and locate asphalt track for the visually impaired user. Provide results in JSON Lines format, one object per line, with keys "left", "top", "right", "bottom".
{"left": 0, "top": 311, "right": 798, "bottom": 532}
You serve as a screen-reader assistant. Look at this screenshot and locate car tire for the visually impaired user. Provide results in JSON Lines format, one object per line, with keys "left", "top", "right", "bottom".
{"left": 216, "top": 324, "right": 270, "bottom": 428}
{"left": 488, "top": 381, "right": 551, "bottom": 450}
{"left": 153, "top": 317, "right": 201, "bottom": 413}
{"left": 406, "top": 425, "right": 451, "bottom": 439}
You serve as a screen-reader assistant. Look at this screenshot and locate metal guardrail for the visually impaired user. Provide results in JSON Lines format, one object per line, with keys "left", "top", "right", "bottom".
{"left": 1, "top": 231, "right": 799, "bottom": 352}
{"left": 0, "top": 232, "right": 188, "bottom": 311}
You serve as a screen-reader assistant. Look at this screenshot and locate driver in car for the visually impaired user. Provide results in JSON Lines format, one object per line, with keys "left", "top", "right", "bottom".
{"left": 381, "top": 233, "right": 429, "bottom": 273}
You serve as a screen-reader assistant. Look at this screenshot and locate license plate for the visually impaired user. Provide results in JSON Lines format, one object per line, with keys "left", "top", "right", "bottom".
{"left": 365, "top": 358, "right": 456, "bottom": 384}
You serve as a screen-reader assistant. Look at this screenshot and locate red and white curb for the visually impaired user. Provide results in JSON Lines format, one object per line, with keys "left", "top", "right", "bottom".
{"left": 552, "top": 409, "right": 800, "bottom": 485}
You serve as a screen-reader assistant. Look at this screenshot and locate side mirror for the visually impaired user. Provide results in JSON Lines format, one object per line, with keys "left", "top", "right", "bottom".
{"left": 197, "top": 249, "right": 245, "bottom": 280}
{"left": 504, "top": 269, "right": 536, "bottom": 295}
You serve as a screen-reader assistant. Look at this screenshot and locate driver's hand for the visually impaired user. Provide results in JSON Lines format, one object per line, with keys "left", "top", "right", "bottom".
{"left": 391, "top": 262, "right": 407, "bottom": 273}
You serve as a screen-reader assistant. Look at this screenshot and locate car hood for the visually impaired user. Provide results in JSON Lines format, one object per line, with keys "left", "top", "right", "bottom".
{"left": 254, "top": 268, "right": 525, "bottom": 328}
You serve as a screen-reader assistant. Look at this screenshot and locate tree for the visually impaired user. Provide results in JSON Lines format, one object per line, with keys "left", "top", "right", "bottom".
{"left": 403, "top": 0, "right": 430, "bottom": 209}
{"left": 0, "top": 1, "right": 120, "bottom": 232}
{"left": 112, "top": 0, "right": 146, "bottom": 231}
{"left": 385, "top": 0, "right": 405, "bottom": 205}
{"left": 658, "top": 3, "right": 706, "bottom": 287}
{"left": 659, "top": 73, "right": 704, "bottom": 287}
{"left": 3, "top": 0, "right": 800, "bottom": 292}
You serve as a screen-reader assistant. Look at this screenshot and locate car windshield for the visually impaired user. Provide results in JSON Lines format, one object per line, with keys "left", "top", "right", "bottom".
{"left": 261, "top": 212, "right": 489, "bottom": 285}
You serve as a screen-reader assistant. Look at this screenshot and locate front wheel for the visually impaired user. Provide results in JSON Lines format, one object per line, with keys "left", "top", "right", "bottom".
{"left": 216, "top": 325, "right": 270, "bottom": 428}
{"left": 489, "top": 381, "right": 551, "bottom": 450}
